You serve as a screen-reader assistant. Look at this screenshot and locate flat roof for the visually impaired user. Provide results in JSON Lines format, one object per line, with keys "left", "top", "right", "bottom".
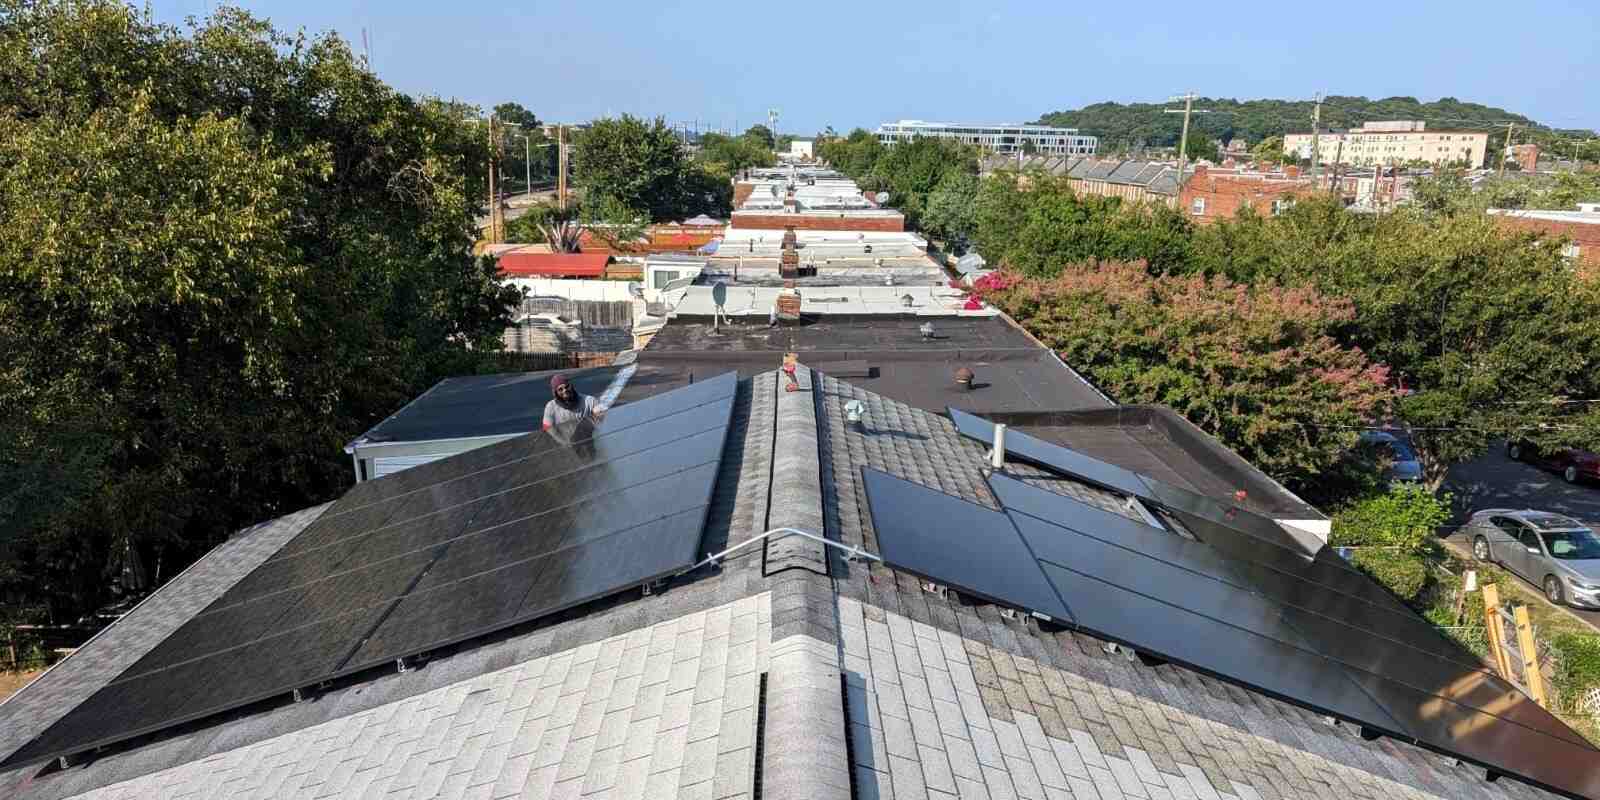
{"left": 621, "top": 315, "right": 1112, "bottom": 414}
{"left": 665, "top": 285, "right": 979, "bottom": 316}
{"left": 1490, "top": 209, "right": 1600, "bottom": 225}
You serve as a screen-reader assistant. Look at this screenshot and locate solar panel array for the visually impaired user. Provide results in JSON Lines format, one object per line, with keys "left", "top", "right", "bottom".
{"left": 863, "top": 410, "right": 1600, "bottom": 800}
{"left": 7, "top": 372, "right": 738, "bottom": 768}
{"left": 947, "top": 407, "right": 1328, "bottom": 557}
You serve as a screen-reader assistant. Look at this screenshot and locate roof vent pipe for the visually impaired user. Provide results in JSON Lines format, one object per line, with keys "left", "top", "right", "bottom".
{"left": 990, "top": 424, "right": 1007, "bottom": 470}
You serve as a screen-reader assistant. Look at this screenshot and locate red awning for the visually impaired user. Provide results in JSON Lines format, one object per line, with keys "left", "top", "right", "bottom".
{"left": 496, "top": 250, "right": 613, "bottom": 278}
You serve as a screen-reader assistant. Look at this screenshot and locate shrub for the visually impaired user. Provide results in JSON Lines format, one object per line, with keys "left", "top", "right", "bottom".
{"left": 1331, "top": 484, "right": 1450, "bottom": 558}
{"left": 1549, "top": 633, "right": 1600, "bottom": 712}
{"left": 1351, "top": 549, "right": 1429, "bottom": 603}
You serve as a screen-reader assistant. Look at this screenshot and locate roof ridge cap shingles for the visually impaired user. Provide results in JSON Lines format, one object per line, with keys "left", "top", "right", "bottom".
{"left": 764, "top": 365, "right": 827, "bottom": 576}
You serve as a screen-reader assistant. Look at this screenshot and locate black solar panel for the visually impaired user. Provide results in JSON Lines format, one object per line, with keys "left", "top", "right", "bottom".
{"left": 5, "top": 372, "right": 738, "bottom": 768}
{"left": 860, "top": 465, "right": 1600, "bottom": 800}
{"left": 948, "top": 406, "right": 1325, "bottom": 557}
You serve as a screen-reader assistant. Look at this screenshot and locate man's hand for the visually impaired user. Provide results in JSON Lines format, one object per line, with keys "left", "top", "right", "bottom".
{"left": 591, "top": 404, "right": 608, "bottom": 422}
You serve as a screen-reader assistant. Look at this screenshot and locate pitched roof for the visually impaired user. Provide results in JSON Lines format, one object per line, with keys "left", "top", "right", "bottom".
{"left": 0, "top": 365, "right": 1578, "bottom": 800}
{"left": 347, "top": 366, "right": 624, "bottom": 448}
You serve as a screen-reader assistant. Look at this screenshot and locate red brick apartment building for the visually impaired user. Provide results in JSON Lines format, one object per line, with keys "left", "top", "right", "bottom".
{"left": 1178, "top": 165, "right": 1317, "bottom": 224}
{"left": 1490, "top": 207, "right": 1600, "bottom": 276}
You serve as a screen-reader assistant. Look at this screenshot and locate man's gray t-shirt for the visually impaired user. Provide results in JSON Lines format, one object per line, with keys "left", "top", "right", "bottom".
{"left": 543, "top": 395, "right": 598, "bottom": 429}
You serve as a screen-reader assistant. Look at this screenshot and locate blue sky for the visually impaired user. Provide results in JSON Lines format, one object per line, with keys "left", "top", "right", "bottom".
{"left": 152, "top": 0, "right": 1600, "bottom": 134}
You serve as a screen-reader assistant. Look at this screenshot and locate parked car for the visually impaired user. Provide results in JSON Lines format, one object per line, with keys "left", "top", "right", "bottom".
{"left": 1507, "top": 439, "right": 1600, "bottom": 485}
{"left": 1467, "top": 509, "right": 1600, "bottom": 607}
{"left": 1358, "top": 430, "right": 1422, "bottom": 483}
{"left": 515, "top": 312, "right": 582, "bottom": 328}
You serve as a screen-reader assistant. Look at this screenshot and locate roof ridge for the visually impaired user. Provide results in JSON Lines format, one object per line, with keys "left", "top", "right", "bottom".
{"left": 763, "top": 365, "right": 827, "bottom": 576}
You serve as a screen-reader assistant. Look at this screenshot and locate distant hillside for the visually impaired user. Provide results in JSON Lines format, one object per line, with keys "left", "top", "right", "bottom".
{"left": 1036, "top": 96, "right": 1542, "bottom": 151}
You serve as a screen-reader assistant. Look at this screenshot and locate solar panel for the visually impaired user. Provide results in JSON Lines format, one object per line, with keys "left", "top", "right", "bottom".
{"left": 860, "top": 465, "right": 1600, "bottom": 800}
{"left": 859, "top": 468, "right": 1071, "bottom": 622}
{"left": 948, "top": 406, "right": 1323, "bottom": 557}
{"left": 6, "top": 372, "right": 738, "bottom": 768}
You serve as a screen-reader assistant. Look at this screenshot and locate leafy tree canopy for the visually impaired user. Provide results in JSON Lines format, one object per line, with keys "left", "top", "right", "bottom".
{"left": 1186, "top": 194, "right": 1600, "bottom": 488}
{"left": 1036, "top": 96, "right": 1544, "bottom": 151}
{"left": 972, "top": 170, "right": 1195, "bottom": 275}
{"left": 493, "top": 101, "right": 540, "bottom": 129}
{"left": 0, "top": 1, "right": 519, "bottom": 619}
{"left": 742, "top": 124, "right": 775, "bottom": 150}
{"left": 697, "top": 132, "right": 775, "bottom": 177}
{"left": 970, "top": 265, "right": 1394, "bottom": 492}
{"left": 573, "top": 114, "right": 730, "bottom": 222}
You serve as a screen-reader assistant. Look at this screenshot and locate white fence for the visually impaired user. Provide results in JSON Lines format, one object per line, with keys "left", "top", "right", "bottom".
{"left": 506, "top": 277, "right": 637, "bottom": 303}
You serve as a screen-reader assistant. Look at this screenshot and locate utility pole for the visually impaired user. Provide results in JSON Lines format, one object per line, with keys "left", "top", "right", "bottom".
{"left": 1500, "top": 122, "right": 1515, "bottom": 177}
{"left": 557, "top": 124, "right": 569, "bottom": 211}
{"left": 1164, "top": 92, "right": 1212, "bottom": 183}
{"left": 487, "top": 114, "right": 502, "bottom": 243}
{"left": 1331, "top": 139, "right": 1344, "bottom": 197}
{"left": 1309, "top": 93, "right": 1324, "bottom": 182}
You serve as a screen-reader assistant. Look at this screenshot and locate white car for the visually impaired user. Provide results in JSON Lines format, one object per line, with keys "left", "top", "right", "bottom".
{"left": 515, "top": 312, "right": 582, "bottom": 328}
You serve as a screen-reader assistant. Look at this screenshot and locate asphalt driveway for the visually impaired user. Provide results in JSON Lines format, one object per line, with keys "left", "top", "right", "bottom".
{"left": 1442, "top": 441, "right": 1600, "bottom": 630}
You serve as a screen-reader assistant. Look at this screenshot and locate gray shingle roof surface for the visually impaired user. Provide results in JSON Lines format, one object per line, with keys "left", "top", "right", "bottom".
{"left": 2, "top": 367, "right": 1571, "bottom": 800}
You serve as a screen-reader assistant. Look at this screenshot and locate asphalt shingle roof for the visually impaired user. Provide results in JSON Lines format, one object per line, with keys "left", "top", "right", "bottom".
{"left": 0, "top": 366, "right": 1574, "bottom": 800}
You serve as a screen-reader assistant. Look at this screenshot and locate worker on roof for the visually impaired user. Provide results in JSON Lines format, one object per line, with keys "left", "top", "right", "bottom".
{"left": 542, "top": 373, "right": 606, "bottom": 432}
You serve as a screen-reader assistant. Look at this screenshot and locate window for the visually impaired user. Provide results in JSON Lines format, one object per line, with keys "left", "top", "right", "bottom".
{"left": 1542, "top": 529, "right": 1600, "bottom": 560}
{"left": 1272, "top": 197, "right": 1295, "bottom": 216}
{"left": 1563, "top": 243, "right": 1582, "bottom": 262}
{"left": 652, "top": 269, "right": 681, "bottom": 289}
{"left": 1190, "top": 197, "right": 1207, "bottom": 215}
{"left": 1518, "top": 526, "right": 1544, "bottom": 554}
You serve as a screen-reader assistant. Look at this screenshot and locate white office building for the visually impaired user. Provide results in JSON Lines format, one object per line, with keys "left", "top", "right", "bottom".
{"left": 876, "top": 120, "right": 1098, "bottom": 155}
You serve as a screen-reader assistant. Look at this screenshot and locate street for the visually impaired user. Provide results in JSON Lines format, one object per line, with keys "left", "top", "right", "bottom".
{"left": 1442, "top": 441, "right": 1600, "bottom": 630}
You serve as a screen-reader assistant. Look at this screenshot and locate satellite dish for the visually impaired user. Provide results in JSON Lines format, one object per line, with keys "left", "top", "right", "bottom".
{"left": 876, "top": 192, "right": 891, "bottom": 204}
{"left": 712, "top": 281, "right": 728, "bottom": 308}
{"left": 627, "top": 282, "right": 644, "bottom": 299}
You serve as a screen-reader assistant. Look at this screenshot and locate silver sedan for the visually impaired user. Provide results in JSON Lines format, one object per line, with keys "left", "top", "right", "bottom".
{"left": 1467, "top": 508, "right": 1600, "bottom": 608}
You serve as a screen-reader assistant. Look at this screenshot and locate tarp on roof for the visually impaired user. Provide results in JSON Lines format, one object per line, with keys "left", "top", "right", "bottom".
{"left": 955, "top": 253, "right": 987, "bottom": 274}
{"left": 496, "top": 251, "right": 612, "bottom": 277}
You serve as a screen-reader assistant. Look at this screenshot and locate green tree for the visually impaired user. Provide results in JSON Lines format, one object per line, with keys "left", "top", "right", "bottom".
{"left": 1184, "top": 129, "right": 1218, "bottom": 163}
{"left": 504, "top": 197, "right": 646, "bottom": 253}
{"left": 1036, "top": 95, "right": 1542, "bottom": 152}
{"left": 574, "top": 115, "right": 729, "bottom": 221}
{"left": 698, "top": 132, "right": 775, "bottom": 177}
{"left": 742, "top": 124, "right": 775, "bottom": 150}
{"left": 493, "top": 103, "right": 550, "bottom": 191}
{"left": 1190, "top": 195, "right": 1600, "bottom": 488}
{"left": 970, "top": 264, "right": 1394, "bottom": 491}
{"left": 1250, "top": 135, "right": 1284, "bottom": 164}
{"left": 920, "top": 171, "right": 980, "bottom": 253}
{"left": 0, "top": 1, "right": 519, "bottom": 619}
{"left": 868, "top": 136, "right": 978, "bottom": 227}
{"left": 816, "top": 128, "right": 884, "bottom": 178}
{"left": 493, "top": 101, "right": 540, "bottom": 129}
{"left": 972, "top": 170, "right": 1194, "bottom": 275}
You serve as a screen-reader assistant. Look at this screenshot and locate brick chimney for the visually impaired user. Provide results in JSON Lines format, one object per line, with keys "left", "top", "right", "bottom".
{"left": 1284, "top": 165, "right": 1301, "bottom": 179}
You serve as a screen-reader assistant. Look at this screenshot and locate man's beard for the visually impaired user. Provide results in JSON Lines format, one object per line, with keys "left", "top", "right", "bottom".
{"left": 555, "top": 391, "right": 579, "bottom": 410}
